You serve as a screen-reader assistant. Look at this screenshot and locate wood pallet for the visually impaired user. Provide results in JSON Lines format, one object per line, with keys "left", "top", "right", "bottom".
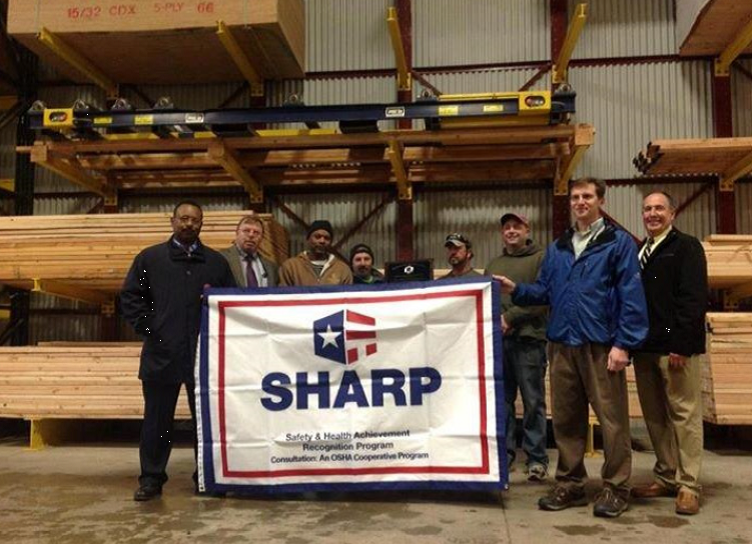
{"left": 0, "top": 211, "right": 289, "bottom": 303}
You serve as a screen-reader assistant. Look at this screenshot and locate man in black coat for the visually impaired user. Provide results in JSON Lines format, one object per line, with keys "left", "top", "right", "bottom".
{"left": 631, "top": 191, "right": 708, "bottom": 516}
{"left": 121, "top": 201, "right": 236, "bottom": 501}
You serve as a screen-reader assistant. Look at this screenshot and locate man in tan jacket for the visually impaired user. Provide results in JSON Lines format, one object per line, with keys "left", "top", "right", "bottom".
{"left": 279, "top": 220, "right": 353, "bottom": 286}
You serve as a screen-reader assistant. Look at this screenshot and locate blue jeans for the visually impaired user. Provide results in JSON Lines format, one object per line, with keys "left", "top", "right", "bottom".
{"left": 504, "top": 337, "right": 549, "bottom": 468}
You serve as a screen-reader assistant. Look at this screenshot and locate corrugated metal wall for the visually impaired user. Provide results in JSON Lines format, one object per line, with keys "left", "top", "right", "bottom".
{"left": 570, "top": 0, "right": 676, "bottom": 58}
{"left": 413, "top": 67, "right": 547, "bottom": 98}
{"left": 271, "top": 192, "right": 397, "bottom": 264}
{"left": 306, "top": 0, "right": 394, "bottom": 72}
{"left": 414, "top": 184, "right": 552, "bottom": 268}
{"left": 413, "top": 0, "right": 549, "bottom": 67}
{"left": 732, "top": 60, "right": 752, "bottom": 137}
{"left": 570, "top": 61, "right": 714, "bottom": 180}
{"left": 605, "top": 181, "right": 716, "bottom": 240}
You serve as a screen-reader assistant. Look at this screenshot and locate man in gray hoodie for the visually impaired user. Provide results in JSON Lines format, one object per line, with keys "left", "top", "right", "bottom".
{"left": 485, "top": 212, "right": 549, "bottom": 482}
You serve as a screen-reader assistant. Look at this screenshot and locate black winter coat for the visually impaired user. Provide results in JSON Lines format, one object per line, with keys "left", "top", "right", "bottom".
{"left": 637, "top": 228, "right": 708, "bottom": 356}
{"left": 121, "top": 238, "right": 237, "bottom": 383}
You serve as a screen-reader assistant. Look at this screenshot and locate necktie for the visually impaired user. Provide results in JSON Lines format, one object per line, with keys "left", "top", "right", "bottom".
{"left": 245, "top": 255, "right": 259, "bottom": 287}
{"left": 640, "top": 238, "right": 654, "bottom": 270}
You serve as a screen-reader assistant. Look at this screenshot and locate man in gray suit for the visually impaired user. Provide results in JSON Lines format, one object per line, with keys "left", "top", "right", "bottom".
{"left": 220, "top": 215, "right": 279, "bottom": 288}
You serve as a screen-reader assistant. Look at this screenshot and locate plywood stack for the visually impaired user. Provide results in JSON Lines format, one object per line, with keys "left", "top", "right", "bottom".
{"left": 0, "top": 344, "right": 190, "bottom": 419}
{"left": 0, "top": 211, "right": 289, "bottom": 299}
{"left": 702, "top": 313, "right": 752, "bottom": 425}
{"left": 6, "top": 0, "right": 305, "bottom": 84}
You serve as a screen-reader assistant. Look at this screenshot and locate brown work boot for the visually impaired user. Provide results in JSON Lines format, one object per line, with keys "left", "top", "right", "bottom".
{"left": 675, "top": 488, "right": 700, "bottom": 515}
{"left": 632, "top": 481, "right": 676, "bottom": 499}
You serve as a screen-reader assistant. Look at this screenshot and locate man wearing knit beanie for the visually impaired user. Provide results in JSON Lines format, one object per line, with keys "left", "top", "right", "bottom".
{"left": 279, "top": 219, "right": 353, "bottom": 286}
{"left": 349, "top": 243, "right": 385, "bottom": 284}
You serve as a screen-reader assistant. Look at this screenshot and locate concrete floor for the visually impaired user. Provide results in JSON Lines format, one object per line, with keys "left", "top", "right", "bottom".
{"left": 1, "top": 438, "right": 751, "bottom": 544}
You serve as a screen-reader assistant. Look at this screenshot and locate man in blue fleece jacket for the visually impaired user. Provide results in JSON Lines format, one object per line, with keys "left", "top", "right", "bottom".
{"left": 496, "top": 177, "right": 648, "bottom": 518}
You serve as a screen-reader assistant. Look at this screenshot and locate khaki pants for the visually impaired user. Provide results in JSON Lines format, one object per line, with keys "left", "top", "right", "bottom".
{"left": 548, "top": 342, "right": 632, "bottom": 495}
{"left": 633, "top": 353, "right": 703, "bottom": 492}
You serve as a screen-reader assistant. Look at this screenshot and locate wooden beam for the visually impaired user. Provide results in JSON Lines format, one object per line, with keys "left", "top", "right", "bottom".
{"left": 208, "top": 141, "right": 264, "bottom": 203}
{"left": 31, "top": 278, "right": 112, "bottom": 306}
{"left": 29, "top": 144, "right": 111, "bottom": 196}
{"left": 35, "top": 125, "right": 582, "bottom": 155}
{"left": 554, "top": 125, "right": 594, "bottom": 195}
{"left": 720, "top": 148, "right": 752, "bottom": 190}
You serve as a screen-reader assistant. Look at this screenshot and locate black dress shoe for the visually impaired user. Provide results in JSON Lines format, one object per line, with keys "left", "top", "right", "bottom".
{"left": 134, "top": 485, "right": 162, "bottom": 502}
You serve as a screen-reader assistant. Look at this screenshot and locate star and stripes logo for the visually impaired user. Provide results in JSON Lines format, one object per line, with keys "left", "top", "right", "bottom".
{"left": 313, "top": 310, "right": 377, "bottom": 365}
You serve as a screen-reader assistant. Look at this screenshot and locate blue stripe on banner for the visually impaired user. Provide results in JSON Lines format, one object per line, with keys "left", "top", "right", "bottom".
{"left": 204, "top": 479, "right": 504, "bottom": 495}
{"left": 198, "top": 295, "right": 215, "bottom": 492}
{"left": 490, "top": 279, "right": 508, "bottom": 490}
{"left": 200, "top": 277, "right": 506, "bottom": 494}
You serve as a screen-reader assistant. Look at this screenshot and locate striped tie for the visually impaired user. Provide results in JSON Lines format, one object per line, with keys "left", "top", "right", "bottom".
{"left": 640, "top": 237, "right": 654, "bottom": 270}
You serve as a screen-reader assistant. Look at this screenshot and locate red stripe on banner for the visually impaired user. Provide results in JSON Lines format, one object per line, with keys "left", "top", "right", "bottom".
{"left": 218, "top": 287, "right": 493, "bottom": 479}
{"left": 366, "top": 343, "right": 377, "bottom": 356}
{"left": 475, "top": 291, "right": 489, "bottom": 472}
{"left": 345, "top": 330, "right": 376, "bottom": 340}
{"left": 347, "top": 348, "right": 359, "bottom": 364}
{"left": 226, "top": 465, "right": 489, "bottom": 478}
{"left": 346, "top": 310, "right": 376, "bottom": 325}
{"left": 218, "top": 305, "right": 228, "bottom": 475}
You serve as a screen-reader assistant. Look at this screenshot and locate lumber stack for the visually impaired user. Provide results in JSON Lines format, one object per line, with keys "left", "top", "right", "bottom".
{"left": 0, "top": 344, "right": 190, "bottom": 419}
{"left": 633, "top": 138, "right": 752, "bottom": 177}
{"left": 0, "top": 211, "right": 289, "bottom": 299}
{"left": 702, "top": 313, "right": 752, "bottom": 425}
{"left": 6, "top": 0, "right": 305, "bottom": 84}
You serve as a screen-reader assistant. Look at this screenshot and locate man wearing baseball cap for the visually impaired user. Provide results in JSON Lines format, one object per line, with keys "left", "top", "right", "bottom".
{"left": 349, "top": 243, "right": 385, "bottom": 284}
{"left": 485, "top": 212, "right": 549, "bottom": 482}
{"left": 439, "top": 233, "right": 482, "bottom": 279}
{"left": 278, "top": 220, "right": 353, "bottom": 286}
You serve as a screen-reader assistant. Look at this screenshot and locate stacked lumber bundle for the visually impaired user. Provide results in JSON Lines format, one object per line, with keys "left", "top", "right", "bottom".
{"left": 6, "top": 0, "right": 304, "bottom": 84}
{"left": 0, "top": 211, "right": 289, "bottom": 296}
{"left": 702, "top": 313, "right": 752, "bottom": 425}
{"left": 702, "top": 235, "right": 752, "bottom": 294}
{"left": 0, "top": 344, "right": 190, "bottom": 419}
{"left": 633, "top": 138, "right": 752, "bottom": 176}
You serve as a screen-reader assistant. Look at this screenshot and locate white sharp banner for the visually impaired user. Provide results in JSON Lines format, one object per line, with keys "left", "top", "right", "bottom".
{"left": 196, "top": 278, "right": 506, "bottom": 493}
